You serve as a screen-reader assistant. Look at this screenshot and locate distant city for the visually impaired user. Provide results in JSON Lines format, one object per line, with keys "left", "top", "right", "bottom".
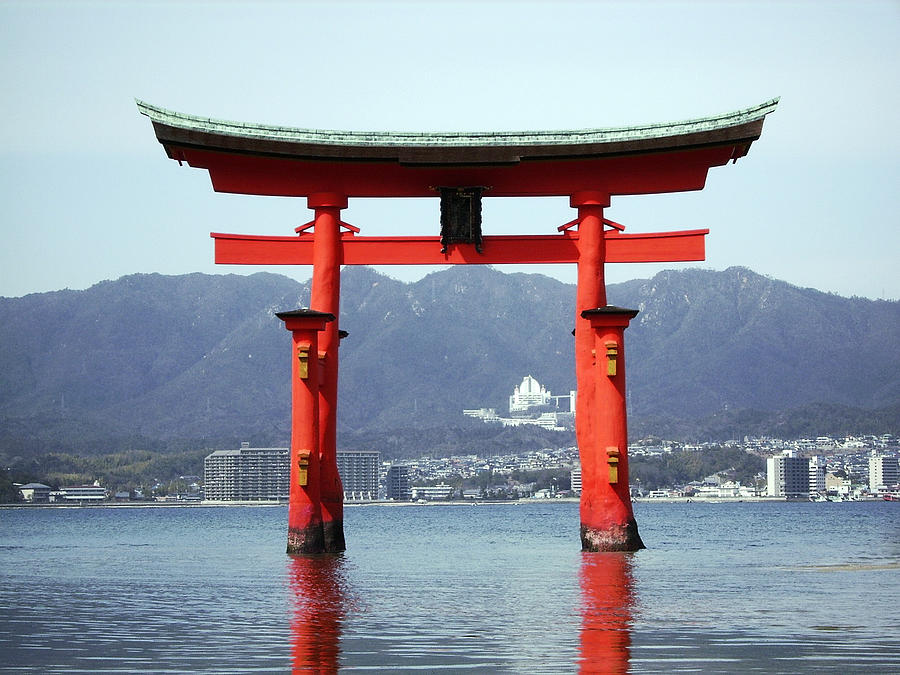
{"left": 15, "top": 434, "right": 899, "bottom": 505}
{"left": 11, "top": 375, "right": 900, "bottom": 505}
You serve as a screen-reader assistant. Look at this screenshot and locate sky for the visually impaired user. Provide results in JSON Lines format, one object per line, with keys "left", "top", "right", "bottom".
{"left": 1, "top": 0, "right": 898, "bottom": 300}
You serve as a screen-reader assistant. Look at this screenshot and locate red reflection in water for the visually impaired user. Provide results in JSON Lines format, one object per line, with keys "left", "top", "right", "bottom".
{"left": 287, "top": 555, "right": 348, "bottom": 674}
{"left": 579, "top": 552, "right": 636, "bottom": 674}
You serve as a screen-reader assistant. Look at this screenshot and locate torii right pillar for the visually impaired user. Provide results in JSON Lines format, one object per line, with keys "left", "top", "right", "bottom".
{"left": 573, "top": 191, "right": 644, "bottom": 552}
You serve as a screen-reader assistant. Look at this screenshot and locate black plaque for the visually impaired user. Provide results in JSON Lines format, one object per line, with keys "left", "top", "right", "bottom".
{"left": 439, "top": 187, "right": 483, "bottom": 253}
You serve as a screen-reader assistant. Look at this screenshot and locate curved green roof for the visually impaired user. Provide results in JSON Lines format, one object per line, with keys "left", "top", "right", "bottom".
{"left": 137, "top": 98, "right": 778, "bottom": 151}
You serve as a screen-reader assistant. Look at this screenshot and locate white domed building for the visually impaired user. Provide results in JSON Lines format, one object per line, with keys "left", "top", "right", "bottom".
{"left": 463, "top": 375, "right": 574, "bottom": 431}
{"left": 509, "top": 375, "right": 552, "bottom": 413}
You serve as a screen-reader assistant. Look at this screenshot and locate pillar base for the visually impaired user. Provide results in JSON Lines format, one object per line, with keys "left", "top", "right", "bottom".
{"left": 581, "top": 520, "right": 645, "bottom": 552}
{"left": 287, "top": 524, "right": 326, "bottom": 555}
{"left": 322, "top": 520, "right": 346, "bottom": 553}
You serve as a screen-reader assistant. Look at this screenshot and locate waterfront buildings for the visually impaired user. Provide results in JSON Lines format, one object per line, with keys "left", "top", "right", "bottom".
{"left": 203, "top": 445, "right": 383, "bottom": 502}
{"left": 868, "top": 452, "right": 899, "bottom": 493}
{"left": 411, "top": 483, "right": 453, "bottom": 501}
{"left": 17, "top": 483, "right": 51, "bottom": 503}
{"left": 766, "top": 450, "right": 810, "bottom": 498}
{"left": 386, "top": 465, "right": 411, "bottom": 501}
{"left": 570, "top": 466, "right": 582, "bottom": 495}
{"left": 809, "top": 456, "right": 826, "bottom": 495}
{"left": 336, "top": 450, "right": 380, "bottom": 500}
{"left": 60, "top": 484, "right": 108, "bottom": 502}
{"left": 690, "top": 481, "right": 758, "bottom": 499}
{"left": 203, "top": 443, "right": 290, "bottom": 501}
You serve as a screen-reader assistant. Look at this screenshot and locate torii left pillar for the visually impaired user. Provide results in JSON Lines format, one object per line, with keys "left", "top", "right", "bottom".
{"left": 276, "top": 309, "right": 334, "bottom": 555}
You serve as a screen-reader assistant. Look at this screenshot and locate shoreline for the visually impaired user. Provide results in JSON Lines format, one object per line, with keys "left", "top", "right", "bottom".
{"left": 3, "top": 495, "right": 885, "bottom": 509}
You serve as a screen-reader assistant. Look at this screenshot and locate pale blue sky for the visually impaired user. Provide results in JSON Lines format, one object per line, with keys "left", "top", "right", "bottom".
{"left": 1, "top": 0, "right": 898, "bottom": 299}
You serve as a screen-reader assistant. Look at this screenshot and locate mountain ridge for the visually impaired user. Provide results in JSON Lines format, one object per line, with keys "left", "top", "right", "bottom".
{"left": 1, "top": 265, "right": 898, "bottom": 457}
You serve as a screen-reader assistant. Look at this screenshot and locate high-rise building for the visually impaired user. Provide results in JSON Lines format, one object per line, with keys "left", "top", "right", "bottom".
{"left": 766, "top": 450, "right": 810, "bottom": 498}
{"left": 386, "top": 464, "right": 411, "bottom": 501}
{"left": 204, "top": 444, "right": 384, "bottom": 502}
{"left": 809, "top": 456, "right": 826, "bottom": 495}
{"left": 570, "top": 465, "right": 582, "bottom": 494}
{"left": 204, "top": 443, "right": 289, "bottom": 501}
{"left": 869, "top": 453, "right": 899, "bottom": 492}
{"left": 336, "top": 450, "right": 380, "bottom": 500}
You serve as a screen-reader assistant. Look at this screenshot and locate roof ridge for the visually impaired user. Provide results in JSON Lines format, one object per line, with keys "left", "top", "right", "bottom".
{"left": 135, "top": 98, "right": 779, "bottom": 148}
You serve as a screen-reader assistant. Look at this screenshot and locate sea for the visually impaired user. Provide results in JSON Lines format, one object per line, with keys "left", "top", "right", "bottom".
{"left": 1, "top": 500, "right": 898, "bottom": 673}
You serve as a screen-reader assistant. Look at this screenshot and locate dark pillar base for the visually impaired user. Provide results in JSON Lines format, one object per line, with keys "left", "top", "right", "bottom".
{"left": 287, "top": 524, "right": 325, "bottom": 555}
{"left": 581, "top": 519, "right": 645, "bottom": 552}
{"left": 323, "top": 520, "right": 346, "bottom": 553}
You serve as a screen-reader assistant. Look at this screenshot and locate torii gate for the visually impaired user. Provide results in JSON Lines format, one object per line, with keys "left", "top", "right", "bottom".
{"left": 139, "top": 98, "right": 777, "bottom": 554}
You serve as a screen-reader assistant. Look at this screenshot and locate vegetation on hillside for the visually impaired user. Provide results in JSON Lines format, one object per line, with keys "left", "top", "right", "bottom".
{"left": 2, "top": 266, "right": 898, "bottom": 456}
{"left": 629, "top": 446, "right": 765, "bottom": 491}
{"left": 1, "top": 449, "right": 210, "bottom": 498}
{"left": 341, "top": 422, "right": 575, "bottom": 461}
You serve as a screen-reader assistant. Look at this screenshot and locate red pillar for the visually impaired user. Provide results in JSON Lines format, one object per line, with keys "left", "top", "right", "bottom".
{"left": 581, "top": 307, "right": 644, "bottom": 551}
{"left": 309, "top": 193, "right": 347, "bottom": 553}
{"left": 276, "top": 309, "right": 334, "bottom": 555}
{"left": 572, "top": 190, "right": 643, "bottom": 551}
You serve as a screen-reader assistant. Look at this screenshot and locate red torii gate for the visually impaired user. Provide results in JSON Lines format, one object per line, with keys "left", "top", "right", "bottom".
{"left": 139, "top": 98, "right": 777, "bottom": 553}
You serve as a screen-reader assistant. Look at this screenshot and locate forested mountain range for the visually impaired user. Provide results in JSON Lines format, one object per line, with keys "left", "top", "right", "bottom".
{"left": 1, "top": 265, "right": 898, "bottom": 461}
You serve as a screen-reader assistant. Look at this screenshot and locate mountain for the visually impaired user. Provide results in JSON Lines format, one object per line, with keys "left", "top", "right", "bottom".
{"left": 0, "top": 272, "right": 309, "bottom": 452}
{"left": 619, "top": 268, "right": 900, "bottom": 417}
{"left": 1, "top": 266, "right": 898, "bottom": 457}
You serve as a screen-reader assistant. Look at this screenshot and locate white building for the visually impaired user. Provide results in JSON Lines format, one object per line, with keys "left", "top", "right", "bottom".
{"left": 204, "top": 444, "right": 384, "bottom": 501}
{"left": 464, "top": 377, "right": 575, "bottom": 430}
{"left": 411, "top": 483, "right": 454, "bottom": 501}
{"left": 18, "top": 483, "right": 51, "bottom": 503}
{"left": 203, "top": 444, "right": 289, "bottom": 501}
{"left": 869, "top": 453, "right": 899, "bottom": 493}
{"left": 509, "top": 375, "right": 552, "bottom": 412}
{"left": 767, "top": 450, "right": 810, "bottom": 498}
{"left": 809, "top": 456, "right": 827, "bottom": 495}
{"left": 498, "top": 412, "right": 565, "bottom": 430}
{"left": 570, "top": 466, "right": 582, "bottom": 494}
{"left": 61, "top": 483, "right": 108, "bottom": 502}
{"left": 463, "top": 408, "right": 501, "bottom": 422}
{"left": 692, "top": 481, "right": 757, "bottom": 498}
{"left": 337, "top": 450, "right": 380, "bottom": 500}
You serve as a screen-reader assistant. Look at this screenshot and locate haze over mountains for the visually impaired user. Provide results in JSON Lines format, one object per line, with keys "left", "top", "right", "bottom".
{"left": 1, "top": 265, "right": 898, "bottom": 457}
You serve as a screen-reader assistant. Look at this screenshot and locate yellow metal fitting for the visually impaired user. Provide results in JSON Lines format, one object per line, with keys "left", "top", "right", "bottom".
{"left": 605, "top": 341, "right": 618, "bottom": 376}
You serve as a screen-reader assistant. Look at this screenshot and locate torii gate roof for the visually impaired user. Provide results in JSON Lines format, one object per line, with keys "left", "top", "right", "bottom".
{"left": 137, "top": 99, "right": 778, "bottom": 198}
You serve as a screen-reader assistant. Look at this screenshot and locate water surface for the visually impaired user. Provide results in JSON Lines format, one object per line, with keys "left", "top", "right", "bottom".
{"left": 1, "top": 501, "right": 898, "bottom": 672}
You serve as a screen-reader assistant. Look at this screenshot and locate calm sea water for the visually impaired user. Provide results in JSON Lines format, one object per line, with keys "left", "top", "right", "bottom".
{"left": 1, "top": 501, "right": 898, "bottom": 673}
